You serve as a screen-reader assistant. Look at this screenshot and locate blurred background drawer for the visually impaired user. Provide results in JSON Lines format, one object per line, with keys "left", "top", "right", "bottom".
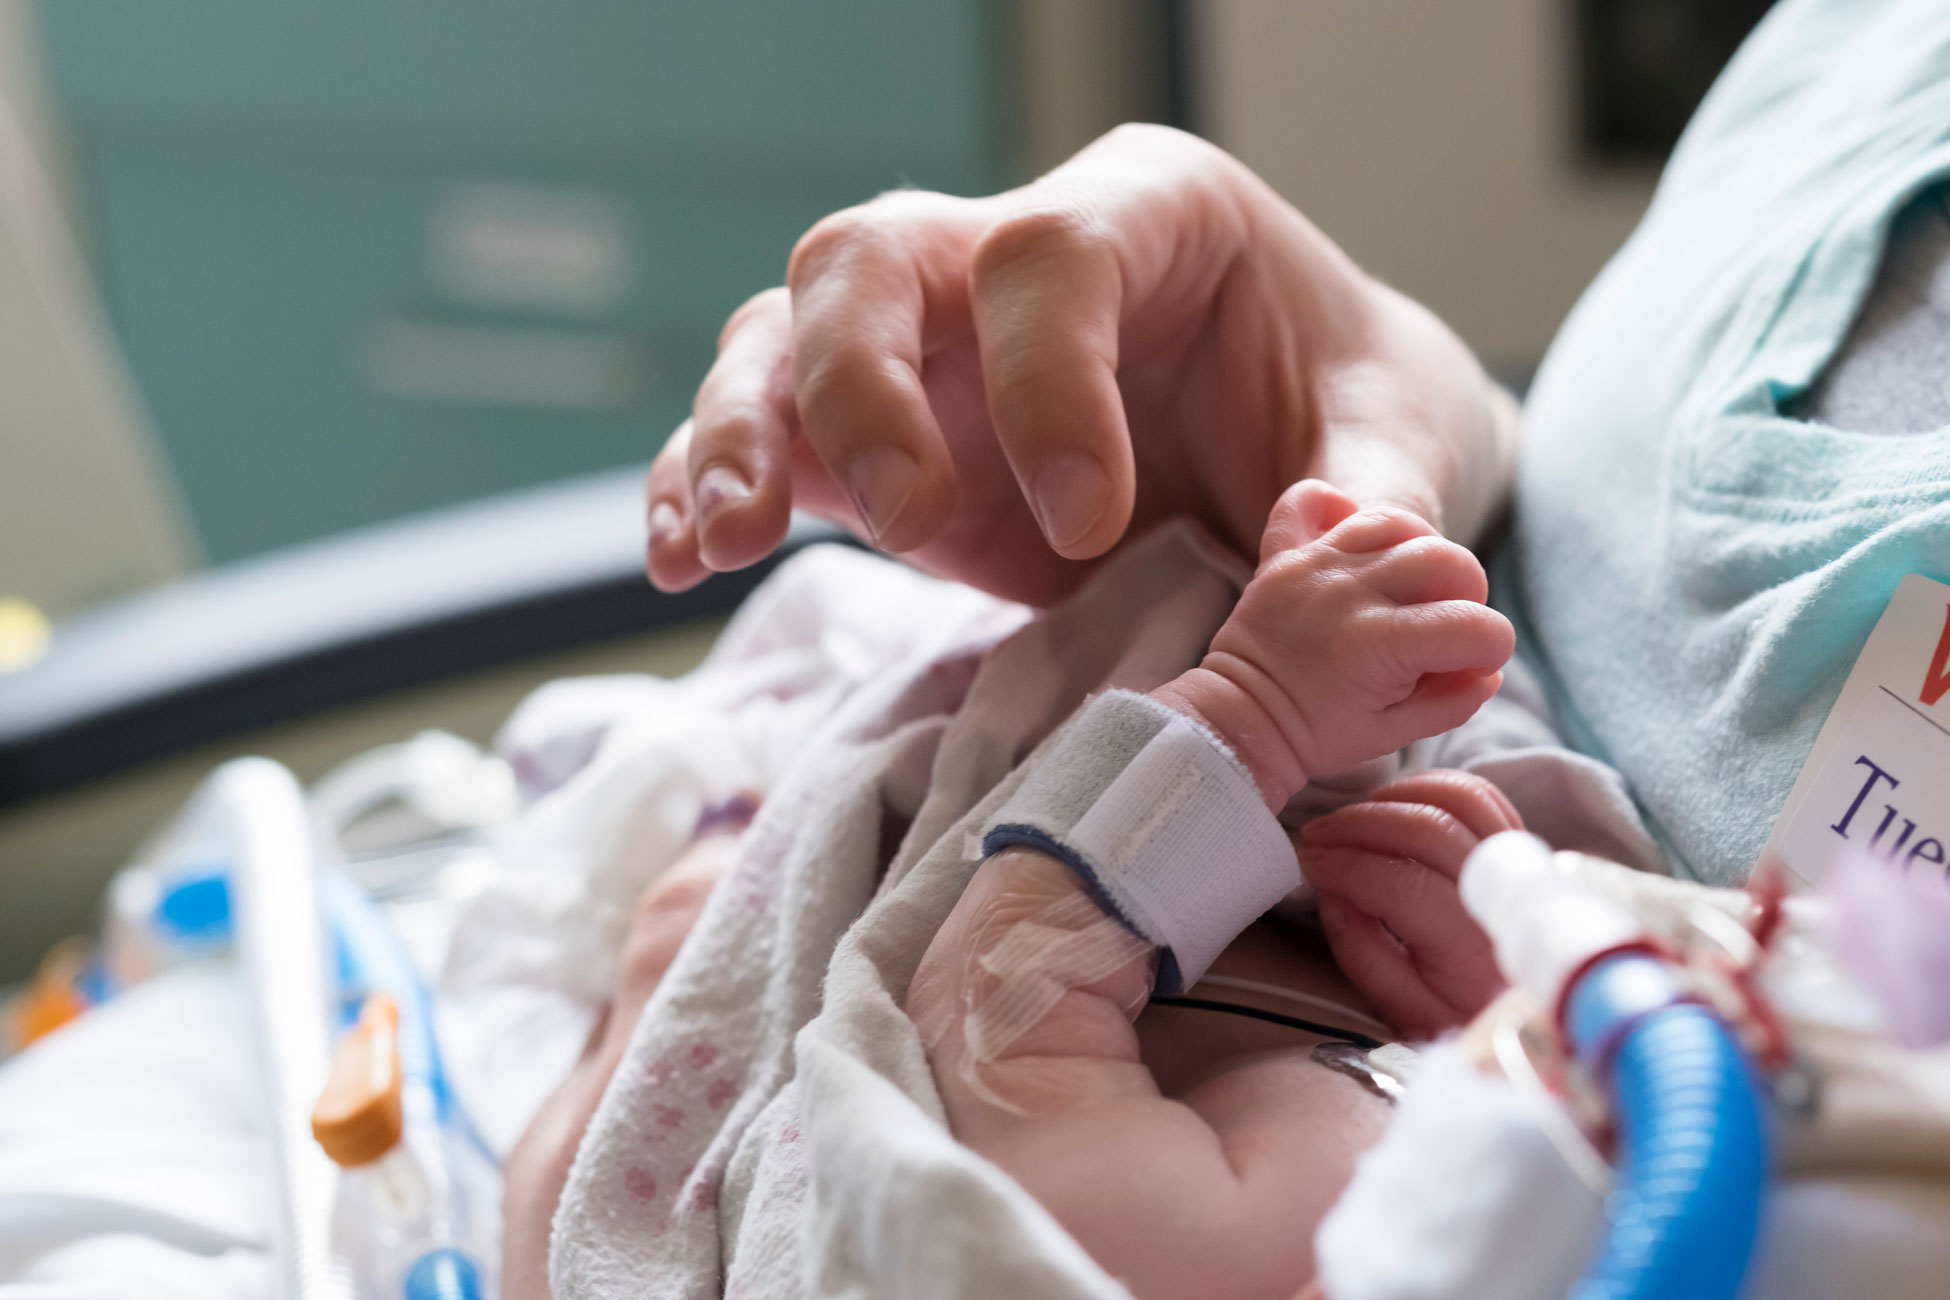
{"left": 37, "top": 0, "right": 1009, "bottom": 562}
{"left": 67, "top": 157, "right": 900, "bottom": 558}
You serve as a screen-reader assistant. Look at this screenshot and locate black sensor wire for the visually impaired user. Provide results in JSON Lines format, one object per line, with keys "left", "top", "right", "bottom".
{"left": 1145, "top": 995, "right": 1386, "bottom": 1051}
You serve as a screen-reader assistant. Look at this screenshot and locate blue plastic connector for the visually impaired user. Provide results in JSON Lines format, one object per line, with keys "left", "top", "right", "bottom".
{"left": 404, "top": 1247, "right": 482, "bottom": 1300}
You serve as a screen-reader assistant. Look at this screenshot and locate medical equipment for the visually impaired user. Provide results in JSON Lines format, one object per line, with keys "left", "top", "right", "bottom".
{"left": 1565, "top": 953, "right": 1767, "bottom": 1299}
{"left": 4, "top": 800, "right": 238, "bottom": 1055}
{"left": 90, "top": 754, "right": 500, "bottom": 1300}
{"left": 103, "top": 855, "right": 233, "bottom": 986}
{"left": 205, "top": 757, "right": 354, "bottom": 1300}
{"left": 0, "top": 937, "right": 95, "bottom": 1051}
{"left": 313, "top": 870, "right": 499, "bottom": 1300}
{"left": 1463, "top": 832, "right": 1772, "bottom": 1300}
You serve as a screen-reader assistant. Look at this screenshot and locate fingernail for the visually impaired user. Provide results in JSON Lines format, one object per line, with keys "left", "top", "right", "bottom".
{"left": 1030, "top": 453, "right": 1108, "bottom": 551}
{"left": 846, "top": 446, "right": 920, "bottom": 545}
{"left": 648, "top": 500, "right": 683, "bottom": 549}
{"left": 695, "top": 465, "right": 753, "bottom": 525}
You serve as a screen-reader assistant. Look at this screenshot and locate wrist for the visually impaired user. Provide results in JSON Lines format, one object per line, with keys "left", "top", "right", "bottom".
{"left": 1150, "top": 668, "right": 1306, "bottom": 811}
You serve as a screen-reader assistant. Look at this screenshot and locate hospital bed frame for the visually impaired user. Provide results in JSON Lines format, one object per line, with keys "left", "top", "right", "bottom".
{"left": 0, "top": 468, "right": 845, "bottom": 808}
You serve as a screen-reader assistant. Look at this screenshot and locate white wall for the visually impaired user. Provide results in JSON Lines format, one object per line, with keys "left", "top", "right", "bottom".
{"left": 1198, "top": 0, "right": 1659, "bottom": 369}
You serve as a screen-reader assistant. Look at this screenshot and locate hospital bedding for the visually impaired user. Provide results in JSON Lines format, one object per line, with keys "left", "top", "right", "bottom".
{"left": 0, "top": 534, "right": 1720, "bottom": 1298}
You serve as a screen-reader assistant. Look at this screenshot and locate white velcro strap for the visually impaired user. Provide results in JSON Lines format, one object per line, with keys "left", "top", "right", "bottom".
{"left": 983, "top": 690, "right": 1301, "bottom": 993}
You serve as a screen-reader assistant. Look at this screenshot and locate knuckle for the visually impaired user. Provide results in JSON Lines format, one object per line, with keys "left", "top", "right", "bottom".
{"left": 1432, "top": 771, "right": 1520, "bottom": 830}
{"left": 719, "top": 286, "right": 789, "bottom": 348}
{"left": 1347, "top": 506, "right": 1435, "bottom": 548}
{"left": 860, "top": 186, "right": 955, "bottom": 226}
{"left": 1414, "top": 806, "right": 1476, "bottom": 858}
{"left": 1095, "top": 122, "right": 1231, "bottom": 176}
{"left": 1402, "top": 537, "right": 1488, "bottom": 595}
{"left": 797, "top": 343, "right": 888, "bottom": 422}
{"left": 1252, "top": 549, "right": 1328, "bottom": 604}
{"left": 1430, "top": 538, "right": 1488, "bottom": 583}
{"left": 1100, "top": 120, "right": 1195, "bottom": 153}
{"left": 1391, "top": 534, "right": 1454, "bottom": 568}
{"left": 1437, "top": 769, "right": 1500, "bottom": 805}
{"left": 984, "top": 344, "right": 1070, "bottom": 406}
{"left": 970, "top": 203, "right": 1114, "bottom": 283}
{"left": 787, "top": 207, "right": 885, "bottom": 285}
{"left": 1375, "top": 505, "right": 1437, "bottom": 537}
{"left": 689, "top": 390, "right": 766, "bottom": 456}
{"left": 1267, "top": 480, "right": 1318, "bottom": 532}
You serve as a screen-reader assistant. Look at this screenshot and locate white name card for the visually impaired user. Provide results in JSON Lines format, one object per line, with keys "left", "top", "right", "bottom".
{"left": 1765, "top": 573, "right": 1950, "bottom": 887}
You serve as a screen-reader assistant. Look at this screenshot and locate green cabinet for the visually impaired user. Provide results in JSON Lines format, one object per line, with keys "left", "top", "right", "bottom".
{"left": 39, "top": 2, "right": 1009, "bottom": 562}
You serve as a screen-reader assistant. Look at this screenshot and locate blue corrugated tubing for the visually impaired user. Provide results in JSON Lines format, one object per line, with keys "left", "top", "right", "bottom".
{"left": 1566, "top": 953, "right": 1770, "bottom": 1300}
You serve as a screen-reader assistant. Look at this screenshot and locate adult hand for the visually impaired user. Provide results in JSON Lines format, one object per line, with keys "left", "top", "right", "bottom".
{"left": 647, "top": 125, "right": 1515, "bottom": 606}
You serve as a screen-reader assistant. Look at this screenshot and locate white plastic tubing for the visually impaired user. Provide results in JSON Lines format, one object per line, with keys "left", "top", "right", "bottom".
{"left": 168, "top": 758, "right": 353, "bottom": 1300}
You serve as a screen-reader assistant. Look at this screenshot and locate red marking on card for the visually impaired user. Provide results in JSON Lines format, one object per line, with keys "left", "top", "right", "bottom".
{"left": 1922, "top": 604, "right": 1950, "bottom": 706}
{"left": 623, "top": 1166, "right": 659, "bottom": 1201}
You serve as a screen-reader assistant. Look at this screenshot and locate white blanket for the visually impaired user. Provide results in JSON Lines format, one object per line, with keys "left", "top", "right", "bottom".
{"left": 549, "top": 523, "right": 1666, "bottom": 1300}
{"left": 0, "top": 531, "right": 1658, "bottom": 1299}
{"left": 550, "top": 525, "right": 1246, "bottom": 1300}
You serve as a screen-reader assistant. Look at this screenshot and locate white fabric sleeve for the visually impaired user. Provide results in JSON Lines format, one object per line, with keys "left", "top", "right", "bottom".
{"left": 981, "top": 689, "right": 1301, "bottom": 994}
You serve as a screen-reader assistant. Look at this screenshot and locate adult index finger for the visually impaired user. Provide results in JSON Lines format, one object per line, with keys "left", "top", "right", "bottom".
{"left": 786, "top": 191, "right": 987, "bottom": 553}
{"left": 646, "top": 421, "right": 708, "bottom": 592}
{"left": 687, "top": 288, "right": 797, "bottom": 572}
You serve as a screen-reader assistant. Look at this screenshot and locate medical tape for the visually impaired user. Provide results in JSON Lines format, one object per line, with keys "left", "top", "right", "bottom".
{"left": 955, "top": 888, "right": 1155, "bottom": 1115}
{"left": 983, "top": 690, "right": 1301, "bottom": 993}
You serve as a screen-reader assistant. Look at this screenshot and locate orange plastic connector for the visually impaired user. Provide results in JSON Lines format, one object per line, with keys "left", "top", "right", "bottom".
{"left": 4, "top": 938, "right": 93, "bottom": 1049}
{"left": 311, "top": 994, "right": 405, "bottom": 1167}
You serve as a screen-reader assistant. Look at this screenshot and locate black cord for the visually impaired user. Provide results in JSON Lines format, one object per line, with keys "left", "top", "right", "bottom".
{"left": 1145, "top": 995, "right": 1386, "bottom": 1051}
